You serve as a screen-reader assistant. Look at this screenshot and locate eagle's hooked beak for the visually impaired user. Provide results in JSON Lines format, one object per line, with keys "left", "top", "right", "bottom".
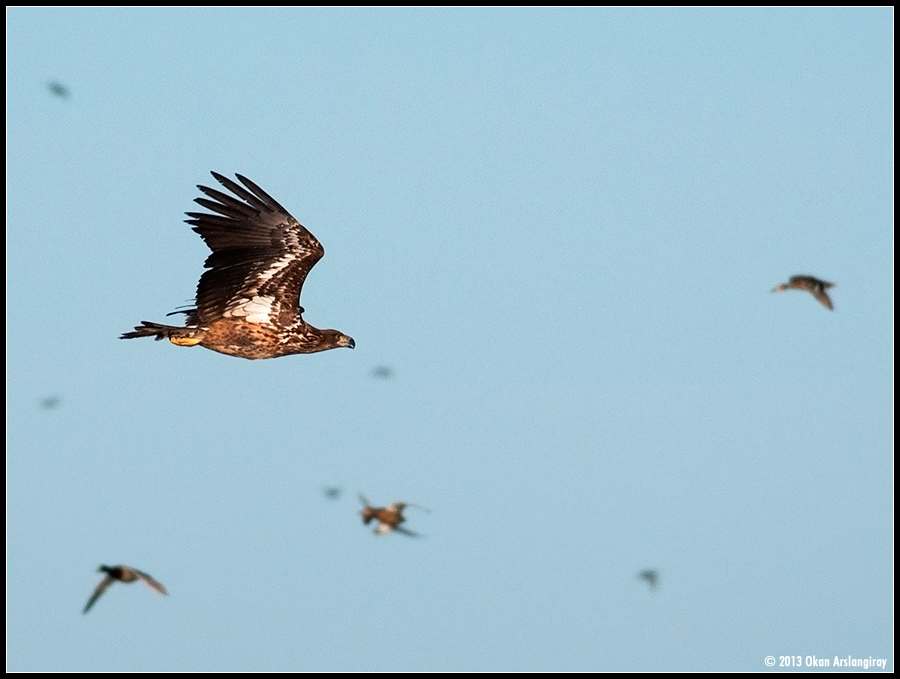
{"left": 340, "top": 335, "right": 356, "bottom": 349}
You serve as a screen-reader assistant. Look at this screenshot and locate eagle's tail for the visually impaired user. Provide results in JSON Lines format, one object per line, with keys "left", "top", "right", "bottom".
{"left": 120, "top": 321, "right": 203, "bottom": 345}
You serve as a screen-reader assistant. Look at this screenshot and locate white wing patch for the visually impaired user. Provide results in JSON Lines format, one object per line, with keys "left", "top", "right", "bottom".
{"left": 223, "top": 295, "right": 277, "bottom": 323}
{"left": 219, "top": 252, "right": 302, "bottom": 324}
{"left": 374, "top": 523, "right": 394, "bottom": 535}
{"left": 256, "top": 253, "right": 296, "bottom": 283}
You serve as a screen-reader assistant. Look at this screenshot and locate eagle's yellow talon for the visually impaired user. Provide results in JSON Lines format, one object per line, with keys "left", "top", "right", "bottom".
{"left": 170, "top": 337, "right": 202, "bottom": 347}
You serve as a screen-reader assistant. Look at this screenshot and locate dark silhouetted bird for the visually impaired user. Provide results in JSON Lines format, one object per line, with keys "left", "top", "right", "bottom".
{"left": 371, "top": 365, "right": 393, "bottom": 379}
{"left": 83, "top": 565, "right": 168, "bottom": 613}
{"left": 638, "top": 569, "right": 659, "bottom": 590}
{"left": 771, "top": 275, "right": 835, "bottom": 310}
{"left": 47, "top": 81, "right": 70, "bottom": 99}
{"left": 40, "top": 396, "right": 61, "bottom": 410}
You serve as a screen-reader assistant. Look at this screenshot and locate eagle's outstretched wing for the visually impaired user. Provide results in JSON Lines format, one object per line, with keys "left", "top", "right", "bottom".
{"left": 184, "top": 172, "right": 325, "bottom": 327}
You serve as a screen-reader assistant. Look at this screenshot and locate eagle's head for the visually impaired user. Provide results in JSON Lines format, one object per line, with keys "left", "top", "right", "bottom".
{"left": 311, "top": 329, "right": 355, "bottom": 351}
{"left": 335, "top": 333, "right": 356, "bottom": 349}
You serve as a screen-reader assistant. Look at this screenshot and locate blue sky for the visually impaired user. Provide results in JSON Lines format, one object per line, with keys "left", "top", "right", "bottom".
{"left": 7, "top": 7, "right": 893, "bottom": 672}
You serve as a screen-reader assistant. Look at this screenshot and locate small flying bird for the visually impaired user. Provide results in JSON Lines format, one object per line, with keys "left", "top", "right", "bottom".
{"left": 47, "top": 81, "right": 70, "bottom": 99}
{"left": 323, "top": 486, "right": 342, "bottom": 500}
{"left": 359, "top": 494, "right": 428, "bottom": 537}
{"left": 638, "top": 569, "right": 659, "bottom": 590}
{"left": 771, "top": 275, "right": 835, "bottom": 310}
{"left": 39, "top": 395, "right": 61, "bottom": 410}
{"left": 371, "top": 365, "right": 393, "bottom": 379}
{"left": 83, "top": 565, "right": 168, "bottom": 614}
{"left": 121, "top": 172, "right": 355, "bottom": 359}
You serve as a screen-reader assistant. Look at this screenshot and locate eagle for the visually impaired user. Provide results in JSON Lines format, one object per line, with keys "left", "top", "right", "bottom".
{"left": 771, "top": 275, "right": 835, "bottom": 310}
{"left": 121, "top": 172, "right": 355, "bottom": 359}
{"left": 83, "top": 565, "right": 168, "bottom": 614}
